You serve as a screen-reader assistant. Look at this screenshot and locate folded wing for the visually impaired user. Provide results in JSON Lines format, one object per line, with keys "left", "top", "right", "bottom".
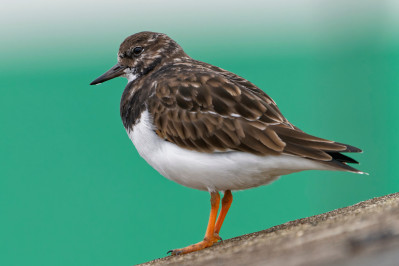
{"left": 147, "top": 64, "right": 361, "bottom": 172}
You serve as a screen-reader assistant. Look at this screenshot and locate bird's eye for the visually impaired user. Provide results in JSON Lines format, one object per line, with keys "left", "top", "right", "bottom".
{"left": 132, "top": 47, "right": 143, "bottom": 56}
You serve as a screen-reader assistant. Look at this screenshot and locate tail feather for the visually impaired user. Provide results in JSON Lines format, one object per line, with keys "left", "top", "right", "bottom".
{"left": 272, "top": 125, "right": 364, "bottom": 173}
{"left": 334, "top": 142, "right": 362, "bottom": 153}
{"left": 327, "top": 151, "right": 359, "bottom": 164}
{"left": 324, "top": 158, "right": 364, "bottom": 173}
{"left": 323, "top": 143, "right": 364, "bottom": 173}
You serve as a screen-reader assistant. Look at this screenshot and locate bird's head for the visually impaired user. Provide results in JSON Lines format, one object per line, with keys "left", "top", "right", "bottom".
{"left": 90, "top": 31, "right": 187, "bottom": 85}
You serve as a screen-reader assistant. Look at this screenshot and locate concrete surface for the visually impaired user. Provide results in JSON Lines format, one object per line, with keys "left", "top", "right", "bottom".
{"left": 139, "top": 193, "right": 399, "bottom": 266}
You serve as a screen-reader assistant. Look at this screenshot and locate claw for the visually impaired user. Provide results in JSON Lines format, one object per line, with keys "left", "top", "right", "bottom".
{"left": 212, "top": 233, "right": 222, "bottom": 243}
{"left": 167, "top": 249, "right": 181, "bottom": 256}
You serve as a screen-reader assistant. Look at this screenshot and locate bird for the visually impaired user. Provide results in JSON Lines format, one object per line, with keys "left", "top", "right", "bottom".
{"left": 90, "top": 31, "right": 364, "bottom": 255}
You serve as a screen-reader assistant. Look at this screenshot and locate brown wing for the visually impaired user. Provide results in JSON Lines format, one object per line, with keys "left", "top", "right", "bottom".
{"left": 147, "top": 65, "right": 360, "bottom": 166}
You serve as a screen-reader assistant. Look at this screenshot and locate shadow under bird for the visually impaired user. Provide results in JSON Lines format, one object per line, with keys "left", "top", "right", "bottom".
{"left": 90, "top": 31, "right": 364, "bottom": 255}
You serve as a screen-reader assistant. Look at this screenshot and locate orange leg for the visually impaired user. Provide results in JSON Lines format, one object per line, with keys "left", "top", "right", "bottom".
{"left": 168, "top": 192, "right": 220, "bottom": 255}
{"left": 214, "top": 190, "right": 233, "bottom": 238}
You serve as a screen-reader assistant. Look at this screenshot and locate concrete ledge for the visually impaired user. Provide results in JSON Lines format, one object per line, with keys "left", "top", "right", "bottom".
{"left": 139, "top": 193, "right": 399, "bottom": 266}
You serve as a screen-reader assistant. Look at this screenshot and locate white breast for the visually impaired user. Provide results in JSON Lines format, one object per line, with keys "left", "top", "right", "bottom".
{"left": 126, "top": 110, "right": 332, "bottom": 192}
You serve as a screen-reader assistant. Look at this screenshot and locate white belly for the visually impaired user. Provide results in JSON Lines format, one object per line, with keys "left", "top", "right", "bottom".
{"left": 126, "top": 110, "right": 331, "bottom": 192}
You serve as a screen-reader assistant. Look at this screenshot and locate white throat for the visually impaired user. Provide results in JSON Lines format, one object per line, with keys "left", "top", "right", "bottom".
{"left": 123, "top": 68, "right": 138, "bottom": 82}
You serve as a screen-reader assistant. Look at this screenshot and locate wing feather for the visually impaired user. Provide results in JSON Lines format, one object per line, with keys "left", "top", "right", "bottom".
{"left": 146, "top": 63, "right": 361, "bottom": 169}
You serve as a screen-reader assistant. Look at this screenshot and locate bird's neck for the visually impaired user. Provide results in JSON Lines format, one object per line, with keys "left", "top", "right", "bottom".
{"left": 120, "top": 78, "right": 150, "bottom": 130}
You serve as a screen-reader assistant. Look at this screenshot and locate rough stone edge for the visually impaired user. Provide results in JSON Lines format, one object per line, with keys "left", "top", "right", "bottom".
{"left": 138, "top": 192, "right": 399, "bottom": 266}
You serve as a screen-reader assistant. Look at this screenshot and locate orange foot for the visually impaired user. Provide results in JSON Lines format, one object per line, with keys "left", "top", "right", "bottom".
{"left": 168, "top": 191, "right": 232, "bottom": 256}
{"left": 167, "top": 235, "right": 221, "bottom": 255}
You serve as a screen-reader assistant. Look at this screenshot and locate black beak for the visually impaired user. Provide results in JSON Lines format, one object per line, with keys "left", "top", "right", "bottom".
{"left": 90, "top": 63, "right": 127, "bottom": 85}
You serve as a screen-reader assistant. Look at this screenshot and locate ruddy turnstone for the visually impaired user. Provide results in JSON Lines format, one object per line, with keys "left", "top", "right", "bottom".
{"left": 90, "top": 31, "right": 363, "bottom": 255}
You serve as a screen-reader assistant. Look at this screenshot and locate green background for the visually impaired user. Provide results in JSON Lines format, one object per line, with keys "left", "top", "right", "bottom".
{"left": 1, "top": 0, "right": 398, "bottom": 265}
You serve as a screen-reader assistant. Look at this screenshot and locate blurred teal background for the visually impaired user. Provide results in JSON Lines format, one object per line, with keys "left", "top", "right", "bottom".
{"left": 1, "top": 0, "right": 398, "bottom": 265}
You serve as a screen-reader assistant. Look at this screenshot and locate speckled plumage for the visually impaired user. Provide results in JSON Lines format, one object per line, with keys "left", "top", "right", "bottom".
{"left": 106, "top": 32, "right": 362, "bottom": 175}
